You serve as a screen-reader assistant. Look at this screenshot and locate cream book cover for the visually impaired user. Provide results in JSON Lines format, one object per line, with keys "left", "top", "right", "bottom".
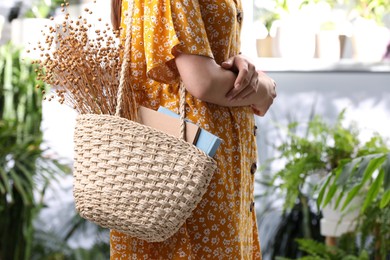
{"left": 138, "top": 106, "right": 200, "bottom": 145}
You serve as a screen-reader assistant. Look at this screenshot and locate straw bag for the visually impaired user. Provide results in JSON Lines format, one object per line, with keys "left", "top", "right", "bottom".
{"left": 72, "top": 0, "right": 217, "bottom": 242}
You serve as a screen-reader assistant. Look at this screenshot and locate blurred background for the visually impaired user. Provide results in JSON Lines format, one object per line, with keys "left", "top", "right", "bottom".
{"left": 0, "top": 0, "right": 389, "bottom": 259}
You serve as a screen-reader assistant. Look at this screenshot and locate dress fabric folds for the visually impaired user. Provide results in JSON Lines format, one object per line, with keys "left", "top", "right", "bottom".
{"left": 110, "top": 0, "right": 262, "bottom": 259}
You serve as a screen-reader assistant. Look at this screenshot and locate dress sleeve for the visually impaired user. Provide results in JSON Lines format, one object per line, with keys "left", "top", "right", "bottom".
{"left": 142, "top": 0, "right": 214, "bottom": 84}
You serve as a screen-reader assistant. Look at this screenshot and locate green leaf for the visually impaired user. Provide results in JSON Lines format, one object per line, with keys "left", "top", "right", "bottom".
{"left": 382, "top": 153, "right": 390, "bottom": 190}
{"left": 321, "top": 159, "right": 359, "bottom": 209}
{"left": 354, "top": 156, "right": 372, "bottom": 178}
{"left": 3, "top": 47, "right": 15, "bottom": 120}
{"left": 295, "top": 238, "right": 337, "bottom": 258}
{"left": 341, "top": 184, "right": 363, "bottom": 211}
{"left": 9, "top": 169, "right": 33, "bottom": 206}
{"left": 0, "top": 167, "right": 12, "bottom": 197}
{"left": 335, "top": 158, "right": 361, "bottom": 186}
{"left": 380, "top": 189, "right": 390, "bottom": 209}
{"left": 317, "top": 174, "right": 332, "bottom": 208}
{"left": 14, "top": 161, "right": 35, "bottom": 189}
{"left": 357, "top": 250, "right": 369, "bottom": 260}
{"left": 360, "top": 154, "right": 386, "bottom": 185}
{"left": 334, "top": 190, "right": 345, "bottom": 209}
{"left": 323, "top": 183, "right": 338, "bottom": 208}
{"left": 362, "top": 169, "right": 384, "bottom": 212}
{"left": 0, "top": 180, "right": 5, "bottom": 194}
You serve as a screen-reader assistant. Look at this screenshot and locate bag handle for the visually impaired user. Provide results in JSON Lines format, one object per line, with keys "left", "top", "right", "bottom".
{"left": 114, "top": 0, "right": 186, "bottom": 141}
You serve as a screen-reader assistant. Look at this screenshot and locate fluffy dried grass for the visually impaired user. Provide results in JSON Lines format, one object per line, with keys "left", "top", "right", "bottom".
{"left": 33, "top": 1, "right": 136, "bottom": 120}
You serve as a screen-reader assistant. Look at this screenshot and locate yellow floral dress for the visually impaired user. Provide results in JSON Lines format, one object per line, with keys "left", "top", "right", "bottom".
{"left": 110, "top": 0, "right": 261, "bottom": 259}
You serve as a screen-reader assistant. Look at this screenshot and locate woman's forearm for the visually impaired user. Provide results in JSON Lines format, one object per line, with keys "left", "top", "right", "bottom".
{"left": 175, "top": 53, "right": 261, "bottom": 107}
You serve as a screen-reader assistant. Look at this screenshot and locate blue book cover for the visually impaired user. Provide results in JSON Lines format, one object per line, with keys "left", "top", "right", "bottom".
{"left": 157, "top": 107, "right": 222, "bottom": 157}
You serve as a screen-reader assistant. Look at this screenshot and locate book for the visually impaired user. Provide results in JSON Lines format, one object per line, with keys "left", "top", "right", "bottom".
{"left": 157, "top": 106, "right": 222, "bottom": 157}
{"left": 138, "top": 106, "right": 200, "bottom": 145}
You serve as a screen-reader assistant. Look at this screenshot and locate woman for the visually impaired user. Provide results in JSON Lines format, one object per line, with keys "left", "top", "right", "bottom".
{"left": 110, "top": 0, "right": 276, "bottom": 259}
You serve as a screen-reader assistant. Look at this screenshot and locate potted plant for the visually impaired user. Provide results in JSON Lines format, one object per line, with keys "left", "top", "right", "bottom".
{"left": 269, "top": 110, "right": 361, "bottom": 210}
{"left": 254, "top": 0, "right": 319, "bottom": 58}
{"left": 258, "top": 109, "right": 361, "bottom": 259}
{"left": 318, "top": 22, "right": 344, "bottom": 61}
{"left": 277, "top": 198, "right": 388, "bottom": 259}
{"left": 349, "top": 0, "right": 390, "bottom": 61}
{"left": 254, "top": 0, "right": 279, "bottom": 57}
{"left": 260, "top": 108, "right": 389, "bottom": 259}
{"left": 317, "top": 142, "right": 390, "bottom": 259}
{"left": 300, "top": 0, "right": 348, "bottom": 60}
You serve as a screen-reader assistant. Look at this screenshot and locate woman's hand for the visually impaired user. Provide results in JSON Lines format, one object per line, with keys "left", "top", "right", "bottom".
{"left": 221, "top": 55, "right": 276, "bottom": 116}
{"left": 251, "top": 70, "right": 277, "bottom": 116}
{"left": 221, "top": 54, "right": 258, "bottom": 100}
{"left": 175, "top": 52, "right": 275, "bottom": 109}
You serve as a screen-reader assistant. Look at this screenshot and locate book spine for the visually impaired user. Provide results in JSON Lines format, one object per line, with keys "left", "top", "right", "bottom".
{"left": 157, "top": 107, "right": 221, "bottom": 157}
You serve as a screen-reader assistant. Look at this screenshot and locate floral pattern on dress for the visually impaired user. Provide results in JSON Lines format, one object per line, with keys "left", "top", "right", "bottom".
{"left": 110, "top": 0, "right": 262, "bottom": 259}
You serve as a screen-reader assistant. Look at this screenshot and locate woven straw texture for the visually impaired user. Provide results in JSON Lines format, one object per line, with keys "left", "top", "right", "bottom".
{"left": 73, "top": 114, "right": 217, "bottom": 242}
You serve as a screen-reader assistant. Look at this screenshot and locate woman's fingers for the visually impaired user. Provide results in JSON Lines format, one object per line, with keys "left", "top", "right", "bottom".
{"left": 222, "top": 55, "right": 257, "bottom": 100}
{"left": 221, "top": 56, "right": 235, "bottom": 70}
{"left": 231, "top": 72, "right": 258, "bottom": 100}
{"left": 235, "top": 62, "right": 255, "bottom": 90}
{"left": 226, "top": 66, "right": 257, "bottom": 100}
{"left": 226, "top": 66, "right": 249, "bottom": 99}
{"left": 241, "top": 78, "right": 259, "bottom": 99}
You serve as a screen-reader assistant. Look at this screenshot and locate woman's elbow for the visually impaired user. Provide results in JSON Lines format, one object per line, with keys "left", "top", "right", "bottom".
{"left": 182, "top": 77, "right": 215, "bottom": 102}
{"left": 175, "top": 53, "right": 221, "bottom": 102}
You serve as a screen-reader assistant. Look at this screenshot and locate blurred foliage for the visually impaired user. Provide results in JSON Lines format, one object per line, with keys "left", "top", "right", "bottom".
{"left": 0, "top": 42, "right": 109, "bottom": 259}
{"left": 253, "top": 0, "right": 390, "bottom": 32}
{"left": 0, "top": 43, "right": 70, "bottom": 259}
{"left": 24, "top": 0, "right": 80, "bottom": 18}
{"left": 0, "top": 41, "right": 111, "bottom": 259}
{"left": 353, "top": 0, "right": 390, "bottom": 23}
{"left": 277, "top": 235, "right": 370, "bottom": 260}
{"left": 270, "top": 109, "right": 363, "bottom": 211}
{"left": 259, "top": 108, "right": 389, "bottom": 259}
{"left": 32, "top": 208, "right": 110, "bottom": 260}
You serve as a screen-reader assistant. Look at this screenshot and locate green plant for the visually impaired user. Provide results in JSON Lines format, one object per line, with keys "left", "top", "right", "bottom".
{"left": 24, "top": 0, "right": 63, "bottom": 18}
{"left": 257, "top": 109, "right": 358, "bottom": 258}
{"left": 24, "top": 0, "right": 80, "bottom": 18}
{"left": 277, "top": 236, "right": 370, "bottom": 260}
{"left": 353, "top": 0, "right": 390, "bottom": 24}
{"left": 254, "top": 0, "right": 344, "bottom": 34}
{"left": 271, "top": 110, "right": 360, "bottom": 211}
{"left": 262, "top": 108, "right": 389, "bottom": 259}
{"left": 254, "top": 0, "right": 303, "bottom": 33}
{"left": 317, "top": 142, "right": 390, "bottom": 259}
{"left": 300, "top": 0, "right": 338, "bottom": 8}
{"left": 0, "top": 43, "right": 69, "bottom": 260}
{"left": 32, "top": 218, "right": 110, "bottom": 260}
{"left": 318, "top": 152, "right": 390, "bottom": 213}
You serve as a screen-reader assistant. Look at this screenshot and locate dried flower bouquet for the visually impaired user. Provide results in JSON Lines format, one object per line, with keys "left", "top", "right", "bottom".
{"left": 33, "top": 2, "right": 136, "bottom": 119}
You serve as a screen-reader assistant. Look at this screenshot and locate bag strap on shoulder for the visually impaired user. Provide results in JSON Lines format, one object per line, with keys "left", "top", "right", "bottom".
{"left": 115, "top": 0, "right": 186, "bottom": 141}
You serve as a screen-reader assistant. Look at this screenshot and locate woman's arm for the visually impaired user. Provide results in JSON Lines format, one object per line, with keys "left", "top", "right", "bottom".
{"left": 175, "top": 53, "right": 276, "bottom": 114}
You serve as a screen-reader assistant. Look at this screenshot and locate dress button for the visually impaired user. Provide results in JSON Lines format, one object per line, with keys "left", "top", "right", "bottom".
{"left": 250, "top": 162, "right": 257, "bottom": 175}
{"left": 236, "top": 10, "right": 243, "bottom": 24}
{"left": 253, "top": 125, "right": 258, "bottom": 136}
{"left": 250, "top": 201, "right": 255, "bottom": 212}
